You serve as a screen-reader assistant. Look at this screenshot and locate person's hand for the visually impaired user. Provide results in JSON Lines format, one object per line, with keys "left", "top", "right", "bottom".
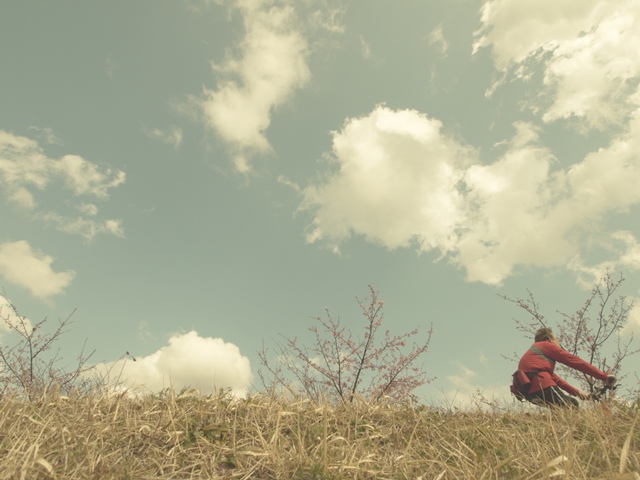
{"left": 577, "top": 391, "right": 591, "bottom": 400}
{"left": 606, "top": 375, "right": 617, "bottom": 387}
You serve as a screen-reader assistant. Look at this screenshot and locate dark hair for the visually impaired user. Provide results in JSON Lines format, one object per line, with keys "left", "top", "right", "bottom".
{"left": 534, "top": 327, "right": 555, "bottom": 343}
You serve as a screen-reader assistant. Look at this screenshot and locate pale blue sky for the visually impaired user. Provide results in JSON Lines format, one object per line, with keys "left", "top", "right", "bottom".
{"left": 1, "top": 0, "right": 640, "bottom": 402}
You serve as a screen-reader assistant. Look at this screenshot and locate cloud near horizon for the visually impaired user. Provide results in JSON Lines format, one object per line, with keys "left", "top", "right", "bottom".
{"left": 440, "top": 360, "right": 512, "bottom": 409}
{"left": 93, "top": 331, "right": 253, "bottom": 396}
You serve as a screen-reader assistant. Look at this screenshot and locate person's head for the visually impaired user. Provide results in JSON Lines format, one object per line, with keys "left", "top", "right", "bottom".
{"left": 535, "top": 327, "right": 559, "bottom": 345}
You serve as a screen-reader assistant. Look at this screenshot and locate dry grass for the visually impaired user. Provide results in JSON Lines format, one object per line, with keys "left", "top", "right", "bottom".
{"left": 0, "top": 389, "right": 638, "bottom": 479}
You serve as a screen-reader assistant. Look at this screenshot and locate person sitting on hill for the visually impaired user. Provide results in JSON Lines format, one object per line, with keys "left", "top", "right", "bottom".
{"left": 515, "top": 327, "right": 617, "bottom": 407}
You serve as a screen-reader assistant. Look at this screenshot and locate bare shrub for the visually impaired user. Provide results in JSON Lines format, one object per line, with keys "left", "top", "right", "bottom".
{"left": 0, "top": 292, "right": 95, "bottom": 400}
{"left": 259, "top": 285, "right": 434, "bottom": 403}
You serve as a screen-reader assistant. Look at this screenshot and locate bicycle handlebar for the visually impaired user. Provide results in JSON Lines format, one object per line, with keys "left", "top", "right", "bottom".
{"left": 590, "top": 383, "right": 618, "bottom": 402}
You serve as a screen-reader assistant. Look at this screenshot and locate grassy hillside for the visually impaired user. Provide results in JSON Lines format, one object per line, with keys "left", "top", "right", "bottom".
{"left": 0, "top": 390, "right": 638, "bottom": 479}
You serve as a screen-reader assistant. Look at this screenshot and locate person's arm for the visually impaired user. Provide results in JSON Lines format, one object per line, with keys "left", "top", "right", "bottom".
{"left": 542, "top": 343, "right": 608, "bottom": 381}
{"left": 551, "top": 373, "right": 580, "bottom": 396}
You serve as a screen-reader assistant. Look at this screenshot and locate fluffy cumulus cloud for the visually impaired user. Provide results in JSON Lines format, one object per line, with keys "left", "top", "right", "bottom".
{"left": 302, "top": 105, "right": 640, "bottom": 285}
{"left": 458, "top": 112, "right": 640, "bottom": 282}
{"left": 94, "top": 331, "right": 253, "bottom": 396}
{"left": 0, "top": 130, "right": 125, "bottom": 240}
{"left": 0, "top": 241, "right": 75, "bottom": 299}
{"left": 301, "top": 105, "right": 472, "bottom": 254}
{"left": 301, "top": 0, "right": 640, "bottom": 285}
{"left": 474, "top": 0, "right": 640, "bottom": 129}
{"left": 457, "top": 124, "right": 567, "bottom": 283}
{"left": 201, "top": 0, "right": 311, "bottom": 172}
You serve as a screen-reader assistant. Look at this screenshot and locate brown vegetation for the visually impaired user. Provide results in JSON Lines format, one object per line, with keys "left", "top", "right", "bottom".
{"left": 0, "top": 389, "right": 638, "bottom": 479}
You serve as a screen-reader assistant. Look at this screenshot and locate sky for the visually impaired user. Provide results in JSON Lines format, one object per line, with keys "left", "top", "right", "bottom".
{"left": 1, "top": 0, "right": 640, "bottom": 404}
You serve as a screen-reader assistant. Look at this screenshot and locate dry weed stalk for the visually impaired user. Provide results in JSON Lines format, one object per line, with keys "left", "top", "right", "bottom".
{"left": 0, "top": 293, "right": 95, "bottom": 401}
{"left": 0, "top": 388, "right": 638, "bottom": 479}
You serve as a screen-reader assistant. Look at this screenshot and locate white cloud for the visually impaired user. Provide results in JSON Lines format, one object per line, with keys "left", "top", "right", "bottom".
{"left": 360, "top": 36, "right": 372, "bottom": 59}
{"left": 301, "top": 105, "right": 472, "bottom": 254}
{"left": 0, "top": 295, "right": 33, "bottom": 338}
{"left": 438, "top": 360, "right": 512, "bottom": 410}
{"left": 479, "top": 351, "right": 489, "bottom": 367}
{"left": 145, "top": 127, "right": 183, "bottom": 149}
{"left": 0, "top": 241, "right": 75, "bottom": 299}
{"left": 302, "top": 105, "right": 640, "bottom": 285}
{"left": 0, "top": 296, "right": 13, "bottom": 336}
{"left": 0, "top": 132, "right": 124, "bottom": 201}
{"left": 622, "top": 298, "right": 640, "bottom": 335}
{"left": 569, "top": 231, "right": 640, "bottom": 288}
{"left": 137, "top": 320, "right": 157, "bottom": 341}
{"left": 94, "top": 331, "right": 253, "bottom": 396}
{"left": 460, "top": 112, "right": 640, "bottom": 283}
{"left": 565, "top": 110, "right": 640, "bottom": 212}
{"left": 457, "top": 123, "right": 566, "bottom": 283}
{"left": 78, "top": 203, "right": 99, "bottom": 216}
{"left": 474, "top": 0, "right": 608, "bottom": 68}
{"left": 428, "top": 25, "right": 449, "bottom": 56}
{"left": 447, "top": 361, "right": 478, "bottom": 393}
{"left": 456, "top": 116, "right": 640, "bottom": 282}
{"left": 8, "top": 187, "right": 36, "bottom": 210}
{"left": 28, "top": 126, "right": 63, "bottom": 145}
{"left": 0, "top": 131, "right": 50, "bottom": 196}
{"left": 0, "top": 130, "right": 125, "bottom": 240}
{"left": 201, "top": 0, "right": 311, "bottom": 172}
{"left": 0, "top": 131, "right": 125, "bottom": 201}
{"left": 56, "top": 154, "right": 125, "bottom": 198}
{"left": 39, "top": 213, "right": 125, "bottom": 241}
{"left": 475, "top": 0, "right": 640, "bottom": 129}
{"left": 306, "top": 1, "right": 345, "bottom": 34}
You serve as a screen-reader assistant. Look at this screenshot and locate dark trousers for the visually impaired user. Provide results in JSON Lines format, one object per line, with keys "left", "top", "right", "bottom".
{"left": 526, "top": 386, "right": 580, "bottom": 408}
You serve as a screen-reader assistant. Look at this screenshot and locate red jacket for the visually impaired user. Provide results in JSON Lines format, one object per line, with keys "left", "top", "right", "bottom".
{"left": 518, "top": 341, "right": 607, "bottom": 396}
